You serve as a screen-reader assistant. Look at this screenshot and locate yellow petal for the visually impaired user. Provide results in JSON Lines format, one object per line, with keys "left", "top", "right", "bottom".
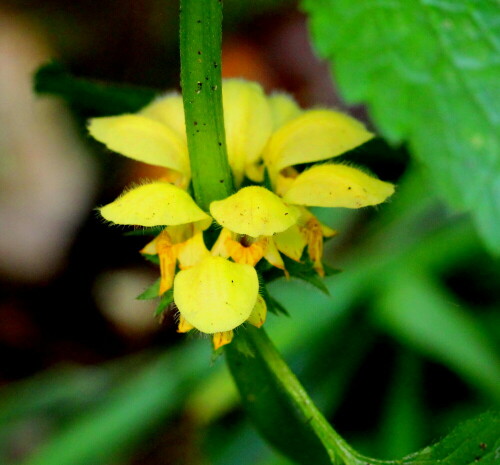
{"left": 139, "top": 93, "right": 186, "bottom": 138}
{"left": 274, "top": 224, "right": 307, "bottom": 262}
{"left": 298, "top": 207, "right": 338, "bottom": 238}
{"left": 274, "top": 172, "right": 298, "bottom": 197}
{"left": 263, "top": 238, "right": 286, "bottom": 271}
{"left": 140, "top": 236, "right": 159, "bottom": 255}
{"left": 247, "top": 295, "right": 267, "bottom": 328}
{"left": 245, "top": 162, "right": 265, "bottom": 183}
{"left": 210, "top": 186, "right": 298, "bottom": 237}
{"left": 283, "top": 164, "right": 395, "bottom": 208}
{"left": 302, "top": 216, "right": 326, "bottom": 277}
{"left": 88, "top": 114, "right": 190, "bottom": 176}
{"left": 321, "top": 223, "right": 338, "bottom": 238}
{"left": 213, "top": 331, "right": 234, "bottom": 349}
{"left": 268, "top": 93, "right": 302, "bottom": 129}
{"left": 263, "top": 110, "right": 373, "bottom": 183}
{"left": 156, "top": 229, "right": 177, "bottom": 294}
{"left": 223, "top": 79, "right": 273, "bottom": 186}
{"left": 174, "top": 256, "right": 258, "bottom": 333}
{"left": 177, "top": 315, "right": 195, "bottom": 333}
{"left": 211, "top": 228, "right": 233, "bottom": 258}
{"left": 158, "top": 169, "right": 188, "bottom": 189}
{"left": 166, "top": 221, "right": 211, "bottom": 244}
{"left": 159, "top": 259, "right": 176, "bottom": 295}
{"left": 176, "top": 232, "right": 210, "bottom": 269}
{"left": 100, "top": 181, "right": 211, "bottom": 227}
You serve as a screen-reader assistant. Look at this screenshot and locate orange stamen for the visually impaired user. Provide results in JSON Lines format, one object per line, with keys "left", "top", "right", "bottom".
{"left": 226, "top": 236, "right": 267, "bottom": 266}
{"left": 156, "top": 230, "right": 177, "bottom": 294}
{"left": 303, "top": 217, "right": 325, "bottom": 277}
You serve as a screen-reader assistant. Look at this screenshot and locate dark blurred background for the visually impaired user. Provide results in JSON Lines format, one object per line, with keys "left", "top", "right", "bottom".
{"left": 0, "top": 1, "right": 498, "bottom": 465}
{"left": 1, "top": 0, "right": 357, "bottom": 381}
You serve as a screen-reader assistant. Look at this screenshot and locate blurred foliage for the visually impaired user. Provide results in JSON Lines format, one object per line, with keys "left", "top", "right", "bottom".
{"left": 3, "top": 343, "right": 213, "bottom": 465}
{"left": 303, "top": 0, "right": 500, "bottom": 254}
{"left": 34, "top": 62, "right": 156, "bottom": 115}
{"left": 1, "top": 1, "right": 499, "bottom": 464}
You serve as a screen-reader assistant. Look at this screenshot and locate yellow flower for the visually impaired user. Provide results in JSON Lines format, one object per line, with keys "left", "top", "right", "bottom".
{"left": 87, "top": 82, "right": 277, "bottom": 348}
{"left": 89, "top": 78, "right": 395, "bottom": 349}
{"left": 261, "top": 93, "right": 395, "bottom": 209}
{"left": 209, "top": 185, "right": 298, "bottom": 273}
{"left": 98, "top": 181, "right": 268, "bottom": 349}
{"left": 260, "top": 94, "right": 395, "bottom": 275}
{"left": 207, "top": 85, "right": 394, "bottom": 276}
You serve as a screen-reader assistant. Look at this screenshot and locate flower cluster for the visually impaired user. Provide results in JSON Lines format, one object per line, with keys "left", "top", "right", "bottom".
{"left": 89, "top": 79, "right": 394, "bottom": 349}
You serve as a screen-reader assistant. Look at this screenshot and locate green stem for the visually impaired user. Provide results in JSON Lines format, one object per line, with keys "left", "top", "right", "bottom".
{"left": 179, "top": 0, "right": 234, "bottom": 210}
{"left": 246, "top": 327, "right": 358, "bottom": 464}
{"left": 226, "top": 326, "right": 380, "bottom": 465}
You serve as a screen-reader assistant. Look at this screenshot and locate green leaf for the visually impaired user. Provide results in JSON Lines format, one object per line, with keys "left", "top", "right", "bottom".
{"left": 322, "top": 262, "right": 341, "bottom": 277}
{"left": 142, "top": 253, "right": 160, "bottom": 266}
{"left": 136, "top": 278, "right": 160, "bottom": 300}
{"left": 265, "top": 294, "right": 290, "bottom": 317}
{"left": 136, "top": 280, "right": 173, "bottom": 316}
{"left": 286, "top": 258, "right": 331, "bottom": 295}
{"left": 401, "top": 411, "right": 500, "bottom": 465}
{"left": 154, "top": 289, "right": 174, "bottom": 317}
{"left": 263, "top": 255, "right": 331, "bottom": 295}
{"left": 34, "top": 61, "right": 156, "bottom": 115}
{"left": 260, "top": 283, "right": 289, "bottom": 316}
{"left": 303, "top": 0, "right": 500, "bottom": 254}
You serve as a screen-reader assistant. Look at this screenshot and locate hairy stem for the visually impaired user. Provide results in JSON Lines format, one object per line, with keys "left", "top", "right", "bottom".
{"left": 179, "top": 0, "right": 234, "bottom": 210}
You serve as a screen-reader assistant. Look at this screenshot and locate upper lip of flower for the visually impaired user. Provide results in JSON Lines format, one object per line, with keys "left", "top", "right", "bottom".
{"left": 88, "top": 78, "right": 394, "bottom": 218}
{"left": 87, "top": 93, "right": 191, "bottom": 186}
{"left": 209, "top": 185, "right": 299, "bottom": 238}
{"left": 98, "top": 180, "right": 211, "bottom": 228}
